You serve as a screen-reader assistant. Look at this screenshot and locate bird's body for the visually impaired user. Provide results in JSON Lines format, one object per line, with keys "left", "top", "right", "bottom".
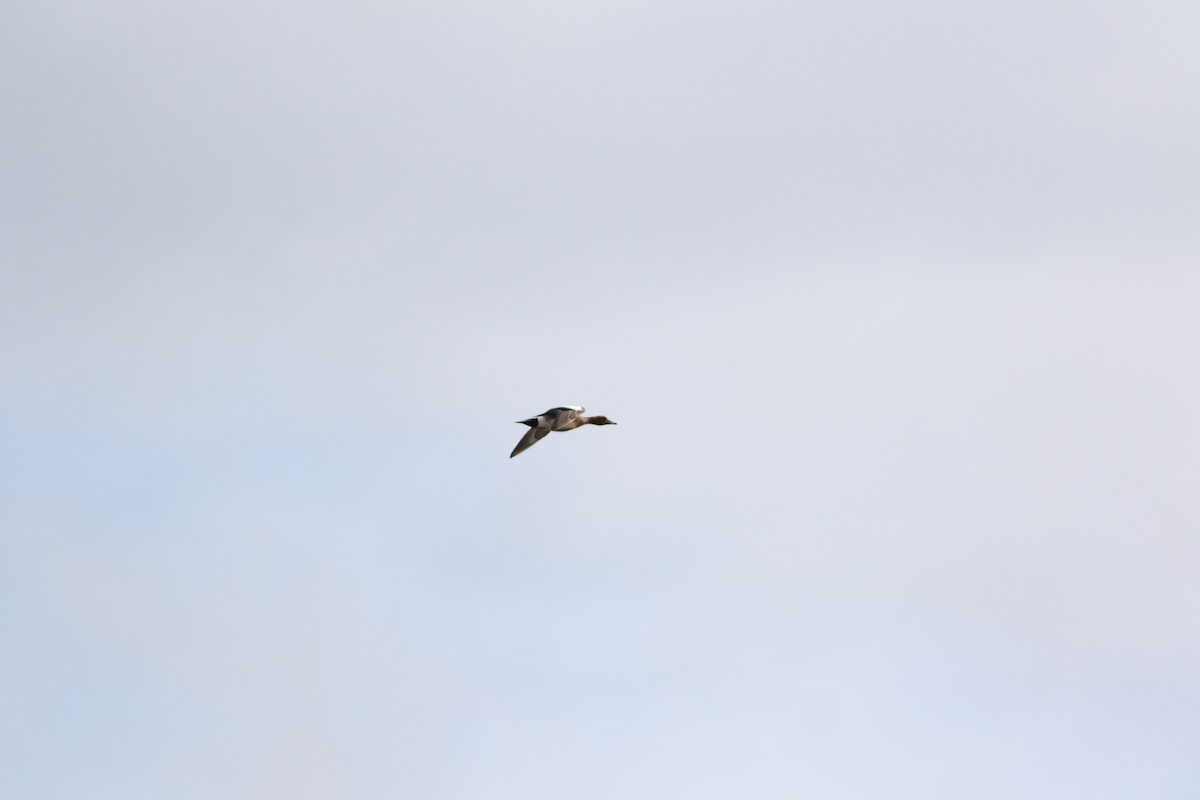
{"left": 510, "top": 406, "right": 617, "bottom": 458}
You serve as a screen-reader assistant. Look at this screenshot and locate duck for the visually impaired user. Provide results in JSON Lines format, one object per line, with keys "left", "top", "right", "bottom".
{"left": 510, "top": 406, "right": 617, "bottom": 458}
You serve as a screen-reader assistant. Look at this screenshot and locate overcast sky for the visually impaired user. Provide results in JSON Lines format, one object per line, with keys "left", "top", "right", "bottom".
{"left": 2, "top": 1, "right": 1198, "bottom": 797}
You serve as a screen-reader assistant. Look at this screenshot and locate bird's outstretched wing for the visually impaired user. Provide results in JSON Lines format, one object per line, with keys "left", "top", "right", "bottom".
{"left": 510, "top": 425, "right": 551, "bottom": 458}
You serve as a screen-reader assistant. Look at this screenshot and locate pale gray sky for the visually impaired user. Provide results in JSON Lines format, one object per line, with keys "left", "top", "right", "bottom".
{"left": 2, "top": 1, "right": 1198, "bottom": 798}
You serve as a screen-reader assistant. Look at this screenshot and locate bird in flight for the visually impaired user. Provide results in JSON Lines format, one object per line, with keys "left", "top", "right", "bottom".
{"left": 510, "top": 406, "right": 617, "bottom": 458}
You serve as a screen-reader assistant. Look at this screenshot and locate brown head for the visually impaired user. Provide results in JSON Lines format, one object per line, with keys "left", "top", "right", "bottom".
{"left": 586, "top": 416, "right": 617, "bottom": 425}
